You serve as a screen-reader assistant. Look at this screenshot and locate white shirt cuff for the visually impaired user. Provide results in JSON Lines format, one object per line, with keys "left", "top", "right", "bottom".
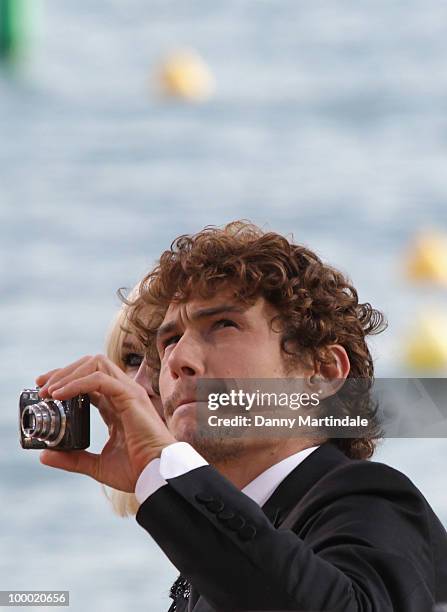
{"left": 134, "top": 442, "right": 209, "bottom": 505}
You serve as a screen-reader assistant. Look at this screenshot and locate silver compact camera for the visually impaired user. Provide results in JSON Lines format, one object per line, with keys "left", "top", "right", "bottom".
{"left": 19, "top": 388, "right": 90, "bottom": 450}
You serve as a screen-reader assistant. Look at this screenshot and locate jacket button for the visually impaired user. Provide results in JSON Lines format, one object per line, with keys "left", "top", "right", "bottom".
{"left": 217, "top": 509, "right": 235, "bottom": 521}
{"left": 227, "top": 515, "right": 246, "bottom": 530}
{"left": 206, "top": 499, "right": 225, "bottom": 513}
{"left": 238, "top": 524, "right": 257, "bottom": 541}
{"left": 195, "top": 493, "right": 214, "bottom": 504}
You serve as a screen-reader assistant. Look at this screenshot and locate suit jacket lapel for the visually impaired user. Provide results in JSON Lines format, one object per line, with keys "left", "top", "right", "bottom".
{"left": 261, "top": 442, "right": 350, "bottom": 528}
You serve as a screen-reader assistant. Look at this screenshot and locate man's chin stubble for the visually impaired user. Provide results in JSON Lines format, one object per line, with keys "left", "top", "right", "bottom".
{"left": 180, "top": 429, "right": 247, "bottom": 466}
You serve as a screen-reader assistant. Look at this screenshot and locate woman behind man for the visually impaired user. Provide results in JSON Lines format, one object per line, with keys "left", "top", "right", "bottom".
{"left": 102, "top": 291, "right": 163, "bottom": 517}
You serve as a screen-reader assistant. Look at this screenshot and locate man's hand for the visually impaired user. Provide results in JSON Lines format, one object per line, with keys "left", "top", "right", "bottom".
{"left": 35, "top": 355, "right": 176, "bottom": 493}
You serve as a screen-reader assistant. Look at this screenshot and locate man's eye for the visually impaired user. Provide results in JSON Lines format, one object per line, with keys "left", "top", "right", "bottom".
{"left": 123, "top": 352, "right": 143, "bottom": 368}
{"left": 213, "top": 319, "right": 239, "bottom": 330}
{"left": 163, "top": 335, "right": 181, "bottom": 349}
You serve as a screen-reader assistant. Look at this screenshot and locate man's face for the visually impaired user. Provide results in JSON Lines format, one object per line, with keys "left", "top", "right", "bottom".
{"left": 156, "top": 289, "right": 310, "bottom": 461}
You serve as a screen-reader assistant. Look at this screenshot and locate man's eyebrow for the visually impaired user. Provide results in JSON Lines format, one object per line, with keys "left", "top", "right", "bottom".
{"left": 192, "top": 304, "right": 247, "bottom": 320}
{"left": 156, "top": 304, "right": 247, "bottom": 339}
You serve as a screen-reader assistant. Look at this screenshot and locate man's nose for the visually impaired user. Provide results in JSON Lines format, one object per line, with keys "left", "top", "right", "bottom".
{"left": 166, "top": 334, "right": 205, "bottom": 379}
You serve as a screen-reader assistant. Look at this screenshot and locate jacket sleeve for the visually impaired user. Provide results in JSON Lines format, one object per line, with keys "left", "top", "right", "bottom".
{"left": 135, "top": 463, "right": 434, "bottom": 611}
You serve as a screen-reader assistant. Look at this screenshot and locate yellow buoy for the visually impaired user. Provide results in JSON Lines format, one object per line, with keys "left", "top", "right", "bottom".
{"left": 406, "top": 230, "right": 447, "bottom": 286}
{"left": 404, "top": 311, "right": 447, "bottom": 371}
{"left": 156, "top": 48, "right": 215, "bottom": 102}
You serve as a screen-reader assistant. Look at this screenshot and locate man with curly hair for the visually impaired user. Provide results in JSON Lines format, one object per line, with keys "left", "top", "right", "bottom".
{"left": 37, "top": 221, "right": 447, "bottom": 611}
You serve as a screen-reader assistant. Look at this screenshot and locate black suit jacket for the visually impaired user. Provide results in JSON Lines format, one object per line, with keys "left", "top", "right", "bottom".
{"left": 136, "top": 442, "right": 447, "bottom": 611}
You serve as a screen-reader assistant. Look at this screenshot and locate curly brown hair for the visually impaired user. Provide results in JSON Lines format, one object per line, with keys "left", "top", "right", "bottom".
{"left": 124, "top": 220, "right": 387, "bottom": 460}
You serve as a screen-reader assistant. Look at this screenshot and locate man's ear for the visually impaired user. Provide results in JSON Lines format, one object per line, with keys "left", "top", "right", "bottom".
{"left": 307, "top": 345, "right": 350, "bottom": 399}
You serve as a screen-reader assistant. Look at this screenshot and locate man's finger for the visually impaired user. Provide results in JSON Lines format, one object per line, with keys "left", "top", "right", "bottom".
{"left": 38, "top": 356, "right": 91, "bottom": 388}
{"left": 47, "top": 355, "right": 129, "bottom": 396}
{"left": 50, "top": 371, "right": 143, "bottom": 414}
{"left": 40, "top": 449, "right": 101, "bottom": 481}
{"left": 47, "top": 356, "right": 106, "bottom": 396}
{"left": 38, "top": 356, "right": 93, "bottom": 397}
{"left": 35, "top": 369, "right": 60, "bottom": 388}
{"left": 87, "top": 391, "right": 117, "bottom": 428}
{"left": 97, "top": 401, "right": 119, "bottom": 429}
{"left": 36, "top": 369, "right": 62, "bottom": 397}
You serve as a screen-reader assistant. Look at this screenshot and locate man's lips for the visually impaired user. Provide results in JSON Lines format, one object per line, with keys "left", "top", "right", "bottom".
{"left": 171, "top": 398, "right": 209, "bottom": 417}
{"left": 174, "top": 399, "right": 196, "bottom": 412}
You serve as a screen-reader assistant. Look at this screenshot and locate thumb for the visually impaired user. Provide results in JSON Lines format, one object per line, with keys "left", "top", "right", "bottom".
{"left": 40, "top": 449, "right": 100, "bottom": 481}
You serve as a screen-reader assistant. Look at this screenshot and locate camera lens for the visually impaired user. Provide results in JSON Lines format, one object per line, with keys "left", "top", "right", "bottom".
{"left": 20, "top": 400, "right": 67, "bottom": 446}
{"left": 21, "top": 410, "right": 35, "bottom": 432}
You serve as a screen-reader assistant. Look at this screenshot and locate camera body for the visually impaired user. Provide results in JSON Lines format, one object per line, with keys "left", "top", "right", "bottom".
{"left": 19, "top": 388, "right": 90, "bottom": 450}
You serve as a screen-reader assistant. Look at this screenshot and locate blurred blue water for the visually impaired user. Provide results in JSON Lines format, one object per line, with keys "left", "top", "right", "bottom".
{"left": 1, "top": 1, "right": 447, "bottom": 610}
